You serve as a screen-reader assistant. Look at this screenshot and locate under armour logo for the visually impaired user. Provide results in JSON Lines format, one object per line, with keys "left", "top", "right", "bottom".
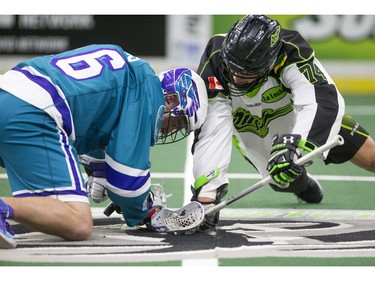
{"left": 283, "top": 136, "right": 295, "bottom": 144}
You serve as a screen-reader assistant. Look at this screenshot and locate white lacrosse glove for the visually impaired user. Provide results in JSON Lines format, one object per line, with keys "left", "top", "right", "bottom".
{"left": 86, "top": 172, "right": 108, "bottom": 203}
{"left": 79, "top": 155, "right": 108, "bottom": 203}
{"left": 142, "top": 183, "right": 171, "bottom": 230}
{"left": 149, "top": 183, "right": 170, "bottom": 209}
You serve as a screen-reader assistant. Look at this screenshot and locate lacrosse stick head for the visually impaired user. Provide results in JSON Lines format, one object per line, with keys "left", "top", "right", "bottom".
{"left": 151, "top": 201, "right": 205, "bottom": 234}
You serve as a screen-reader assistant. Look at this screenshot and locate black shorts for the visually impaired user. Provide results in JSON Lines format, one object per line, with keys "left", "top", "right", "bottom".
{"left": 325, "top": 114, "right": 369, "bottom": 164}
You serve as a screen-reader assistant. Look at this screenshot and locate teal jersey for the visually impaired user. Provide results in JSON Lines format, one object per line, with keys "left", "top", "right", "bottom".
{"left": 0, "top": 44, "right": 165, "bottom": 226}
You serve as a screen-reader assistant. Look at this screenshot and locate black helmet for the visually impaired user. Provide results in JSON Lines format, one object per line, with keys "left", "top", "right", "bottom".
{"left": 221, "top": 15, "right": 282, "bottom": 94}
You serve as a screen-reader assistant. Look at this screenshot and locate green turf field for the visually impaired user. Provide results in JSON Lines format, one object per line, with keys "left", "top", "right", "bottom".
{"left": 1, "top": 94, "right": 375, "bottom": 268}
{"left": 148, "top": 94, "right": 375, "bottom": 211}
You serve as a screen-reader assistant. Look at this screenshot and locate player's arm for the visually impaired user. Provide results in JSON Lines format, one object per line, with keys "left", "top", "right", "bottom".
{"left": 197, "top": 34, "right": 227, "bottom": 100}
{"left": 268, "top": 56, "right": 344, "bottom": 185}
{"left": 280, "top": 31, "right": 345, "bottom": 147}
{"left": 104, "top": 79, "right": 164, "bottom": 227}
{"left": 192, "top": 95, "right": 232, "bottom": 202}
{"left": 79, "top": 151, "right": 108, "bottom": 203}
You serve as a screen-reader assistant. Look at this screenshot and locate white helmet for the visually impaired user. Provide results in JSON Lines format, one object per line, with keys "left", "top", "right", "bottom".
{"left": 158, "top": 68, "right": 208, "bottom": 144}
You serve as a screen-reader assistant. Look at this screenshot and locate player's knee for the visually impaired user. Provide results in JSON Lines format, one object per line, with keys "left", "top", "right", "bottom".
{"left": 75, "top": 222, "right": 93, "bottom": 241}
{"left": 63, "top": 202, "right": 93, "bottom": 241}
{"left": 67, "top": 217, "right": 93, "bottom": 241}
{"left": 364, "top": 161, "right": 375, "bottom": 173}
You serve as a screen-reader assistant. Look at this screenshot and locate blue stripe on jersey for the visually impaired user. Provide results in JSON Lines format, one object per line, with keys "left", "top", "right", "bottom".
{"left": 12, "top": 67, "right": 73, "bottom": 137}
{"left": 106, "top": 164, "right": 150, "bottom": 191}
{"left": 13, "top": 127, "right": 86, "bottom": 199}
{"left": 14, "top": 189, "right": 87, "bottom": 198}
{"left": 58, "top": 128, "right": 84, "bottom": 193}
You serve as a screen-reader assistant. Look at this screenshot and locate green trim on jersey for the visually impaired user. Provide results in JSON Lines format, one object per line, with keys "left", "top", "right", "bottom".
{"left": 245, "top": 85, "right": 262, "bottom": 98}
{"left": 193, "top": 168, "right": 220, "bottom": 190}
{"left": 282, "top": 39, "right": 315, "bottom": 63}
{"left": 232, "top": 135, "right": 257, "bottom": 169}
{"left": 198, "top": 33, "right": 225, "bottom": 77}
{"left": 199, "top": 49, "right": 221, "bottom": 77}
{"left": 232, "top": 101, "right": 294, "bottom": 138}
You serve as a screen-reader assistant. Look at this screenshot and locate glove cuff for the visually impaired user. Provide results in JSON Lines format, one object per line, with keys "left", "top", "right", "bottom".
{"left": 297, "top": 139, "right": 318, "bottom": 152}
{"left": 149, "top": 184, "right": 170, "bottom": 209}
{"left": 91, "top": 162, "right": 106, "bottom": 177}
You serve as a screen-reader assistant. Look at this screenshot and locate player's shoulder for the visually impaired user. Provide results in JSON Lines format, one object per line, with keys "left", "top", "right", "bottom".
{"left": 280, "top": 28, "right": 314, "bottom": 64}
{"left": 46, "top": 44, "right": 125, "bottom": 61}
{"left": 67, "top": 44, "right": 125, "bottom": 55}
{"left": 206, "top": 34, "right": 226, "bottom": 51}
{"left": 199, "top": 34, "right": 226, "bottom": 69}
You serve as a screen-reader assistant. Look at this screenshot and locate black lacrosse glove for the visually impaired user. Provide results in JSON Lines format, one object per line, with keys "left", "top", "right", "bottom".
{"left": 191, "top": 184, "right": 228, "bottom": 232}
{"left": 267, "top": 134, "right": 304, "bottom": 186}
{"left": 195, "top": 203, "right": 219, "bottom": 232}
{"left": 104, "top": 194, "right": 155, "bottom": 231}
{"left": 103, "top": 202, "right": 122, "bottom": 217}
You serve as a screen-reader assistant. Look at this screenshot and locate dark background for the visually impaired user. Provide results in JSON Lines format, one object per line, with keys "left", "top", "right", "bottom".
{"left": 0, "top": 15, "right": 166, "bottom": 56}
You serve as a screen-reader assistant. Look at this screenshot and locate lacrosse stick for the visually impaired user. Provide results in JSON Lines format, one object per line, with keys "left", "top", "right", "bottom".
{"left": 151, "top": 134, "right": 344, "bottom": 233}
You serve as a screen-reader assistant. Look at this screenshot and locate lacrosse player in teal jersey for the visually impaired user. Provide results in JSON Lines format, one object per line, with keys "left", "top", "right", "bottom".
{"left": 0, "top": 45, "right": 208, "bottom": 248}
{"left": 191, "top": 15, "right": 375, "bottom": 231}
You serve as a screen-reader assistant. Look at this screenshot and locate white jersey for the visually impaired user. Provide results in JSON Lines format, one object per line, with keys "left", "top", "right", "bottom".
{"left": 193, "top": 31, "right": 345, "bottom": 198}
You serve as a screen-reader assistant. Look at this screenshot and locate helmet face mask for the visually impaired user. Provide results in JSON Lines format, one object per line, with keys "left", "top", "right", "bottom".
{"left": 158, "top": 68, "right": 208, "bottom": 144}
{"left": 221, "top": 15, "right": 282, "bottom": 95}
{"left": 221, "top": 56, "right": 270, "bottom": 95}
{"left": 159, "top": 110, "right": 190, "bottom": 144}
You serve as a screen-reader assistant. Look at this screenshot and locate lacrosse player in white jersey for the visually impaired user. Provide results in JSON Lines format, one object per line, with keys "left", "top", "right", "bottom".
{"left": 0, "top": 44, "right": 208, "bottom": 248}
{"left": 192, "top": 14, "right": 375, "bottom": 230}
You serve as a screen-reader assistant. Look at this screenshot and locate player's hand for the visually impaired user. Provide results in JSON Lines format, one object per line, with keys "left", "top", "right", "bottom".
{"left": 267, "top": 134, "right": 304, "bottom": 186}
{"left": 141, "top": 184, "right": 170, "bottom": 230}
{"left": 85, "top": 162, "right": 108, "bottom": 203}
{"left": 198, "top": 203, "right": 218, "bottom": 231}
{"left": 87, "top": 176, "right": 108, "bottom": 203}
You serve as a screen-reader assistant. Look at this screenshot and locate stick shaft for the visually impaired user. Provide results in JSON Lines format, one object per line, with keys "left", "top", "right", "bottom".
{"left": 205, "top": 135, "right": 344, "bottom": 215}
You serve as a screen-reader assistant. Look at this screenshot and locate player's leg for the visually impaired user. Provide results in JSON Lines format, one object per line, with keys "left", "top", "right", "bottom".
{"left": 269, "top": 168, "right": 323, "bottom": 203}
{"left": 0, "top": 92, "right": 92, "bottom": 243}
{"left": 326, "top": 114, "right": 373, "bottom": 171}
{"left": 2, "top": 197, "right": 92, "bottom": 241}
{"left": 350, "top": 136, "right": 375, "bottom": 172}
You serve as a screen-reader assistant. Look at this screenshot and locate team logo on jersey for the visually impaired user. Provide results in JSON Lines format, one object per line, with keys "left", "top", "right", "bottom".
{"left": 232, "top": 102, "right": 293, "bottom": 137}
{"left": 208, "top": 76, "right": 224, "bottom": 90}
{"left": 261, "top": 85, "right": 287, "bottom": 103}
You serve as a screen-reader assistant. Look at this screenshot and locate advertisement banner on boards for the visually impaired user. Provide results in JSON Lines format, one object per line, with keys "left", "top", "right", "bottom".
{"left": 0, "top": 15, "right": 165, "bottom": 56}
